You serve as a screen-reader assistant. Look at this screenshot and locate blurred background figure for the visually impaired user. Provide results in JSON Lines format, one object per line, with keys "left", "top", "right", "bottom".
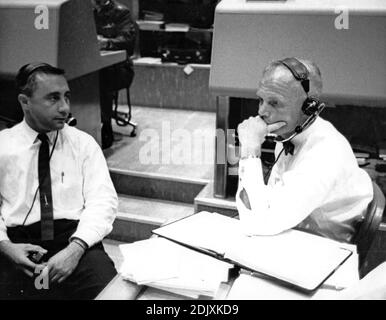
{"left": 92, "top": 0, "right": 137, "bottom": 148}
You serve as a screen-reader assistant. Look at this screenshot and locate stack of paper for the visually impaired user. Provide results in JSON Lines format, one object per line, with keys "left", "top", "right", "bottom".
{"left": 119, "top": 237, "right": 233, "bottom": 298}
{"left": 153, "top": 211, "right": 354, "bottom": 292}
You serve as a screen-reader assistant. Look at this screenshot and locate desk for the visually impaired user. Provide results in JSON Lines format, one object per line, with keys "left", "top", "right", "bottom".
{"left": 96, "top": 275, "right": 234, "bottom": 300}
{"left": 96, "top": 250, "right": 358, "bottom": 300}
{"left": 0, "top": 0, "right": 126, "bottom": 143}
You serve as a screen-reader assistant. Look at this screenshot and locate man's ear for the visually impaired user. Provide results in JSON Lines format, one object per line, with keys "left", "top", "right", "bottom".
{"left": 18, "top": 93, "right": 29, "bottom": 110}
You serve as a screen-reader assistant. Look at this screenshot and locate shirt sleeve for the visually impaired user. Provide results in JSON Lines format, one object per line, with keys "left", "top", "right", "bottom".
{"left": 0, "top": 197, "right": 10, "bottom": 242}
{"left": 70, "top": 138, "right": 118, "bottom": 247}
{"left": 107, "top": 9, "right": 136, "bottom": 54}
{"left": 0, "top": 146, "right": 8, "bottom": 242}
{"left": 236, "top": 150, "right": 341, "bottom": 236}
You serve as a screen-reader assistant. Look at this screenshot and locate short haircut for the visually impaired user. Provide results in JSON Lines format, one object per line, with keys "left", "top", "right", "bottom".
{"left": 15, "top": 62, "right": 65, "bottom": 96}
{"left": 263, "top": 58, "right": 323, "bottom": 98}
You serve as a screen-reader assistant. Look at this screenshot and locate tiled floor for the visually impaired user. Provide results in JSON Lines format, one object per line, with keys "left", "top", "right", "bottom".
{"left": 104, "top": 105, "right": 215, "bottom": 181}
{"left": 117, "top": 194, "right": 194, "bottom": 221}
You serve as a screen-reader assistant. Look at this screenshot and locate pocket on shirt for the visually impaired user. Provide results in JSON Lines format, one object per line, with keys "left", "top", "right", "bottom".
{"left": 51, "top": 162, "right": 84, "bottom": 211}
{"left": 1, "top": 160, "right": 23, "bottom": 202}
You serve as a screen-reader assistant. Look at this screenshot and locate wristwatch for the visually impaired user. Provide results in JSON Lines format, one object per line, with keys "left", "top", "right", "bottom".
{"left": 70, "top": 237, "right": 88, "bottom": 251}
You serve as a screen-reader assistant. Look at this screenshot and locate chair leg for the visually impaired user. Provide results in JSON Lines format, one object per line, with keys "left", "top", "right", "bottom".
{"left": 125, "top": 88, "right": 137, "bottom": 137}
{"left": 112, "top": 89, "right": 137, "bottom": 137}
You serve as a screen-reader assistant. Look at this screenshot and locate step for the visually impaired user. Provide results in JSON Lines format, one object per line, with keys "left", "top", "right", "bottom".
{"left": 105, "top": 105, "right": 215, "bottom": 203}
{"left": 110, "top": 168, "right": 208, "bottom": 204}
{"left": 194, "top": 182, "right": 238, "bottom": 217}
{"left": 108, "top": 194, "right": 194, "bottom": 243}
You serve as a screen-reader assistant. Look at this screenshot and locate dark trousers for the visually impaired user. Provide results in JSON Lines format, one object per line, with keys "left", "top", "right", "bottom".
{"left": 99, "top": 60, "right": 134, "bottom": 149}
{"left": 99, "top": 60, "right": 134, "bottom": 125}
{"left": 0, "top": 219, "right": 117, "bottom": 300}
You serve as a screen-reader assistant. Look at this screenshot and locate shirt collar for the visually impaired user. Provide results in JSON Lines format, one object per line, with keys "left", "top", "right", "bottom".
{"left": 291, "top": 116, "right": 321, "bottom": 147}
{"left": 20, "top": 119, "right": 58, "bottom": 146}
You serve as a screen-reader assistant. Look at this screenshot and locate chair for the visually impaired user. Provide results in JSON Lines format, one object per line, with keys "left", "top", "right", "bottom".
{"left": 353, "top": 181, "right": 385, "bottom": 278}
{"left": 112, "top": 87, "right": 137, "bottom": 137}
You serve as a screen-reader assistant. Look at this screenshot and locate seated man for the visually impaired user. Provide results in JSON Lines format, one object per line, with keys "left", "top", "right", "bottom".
{"left": 236, "top": 57, "right": 373, "bottom": 243}
{"left": 0, "top": 63, "right": 118, "bottom": 299}
{"left": 92, "top": 0, "right": 136, "bottom": 149}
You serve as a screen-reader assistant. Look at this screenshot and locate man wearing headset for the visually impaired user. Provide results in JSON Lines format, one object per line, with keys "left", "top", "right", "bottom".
{"left": 0, "top": 63, "right": 118, "bottom": 299}
{"left": 92, "top": 0, "right": 136, "bottom": 149}
{"left": 237, "top": 58, "right": 373, "bottom": 243}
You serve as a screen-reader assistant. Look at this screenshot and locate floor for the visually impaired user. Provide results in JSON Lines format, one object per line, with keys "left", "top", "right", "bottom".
{"left": 104, "top": 105, "right": 215, "bottom": 181}
{"left": 102, "top": 105, "right": 217, "bottom": 271}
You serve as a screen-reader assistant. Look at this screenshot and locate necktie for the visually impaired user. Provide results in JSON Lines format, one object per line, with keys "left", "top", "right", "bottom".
{"left": 283, "top": 141, "right": 295, "bottom": 155}
{"left": 37, "top": 133, "right": 54, "bottom": 241}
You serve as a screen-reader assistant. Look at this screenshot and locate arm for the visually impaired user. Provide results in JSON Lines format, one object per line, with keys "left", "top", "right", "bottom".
{"left": 0, "top": 197, "right": 9, "bottom": 243}
{"left": 0, "top": 240, "right": 47, "bottom": 277}
{"left": 47, "top": 137, "right": 117, "bottom": 284}
{"left": 236, "top": 116, "right": 338, "bottom": 235}
{"left": 101, "top": 9, "right": 136, "bottom": 54}
{"left": 70, "top": 137, "right": 118, "bottom": 248}
{"left": 0, "top": 196, "right": 47, "bottom": 277}
{"left": 236, "top": 153, "right": 335, "bottom": 235}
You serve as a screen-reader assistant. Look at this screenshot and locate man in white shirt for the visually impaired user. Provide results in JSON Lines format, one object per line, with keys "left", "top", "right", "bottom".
{"left": 236, "top": 57, "right": 373, "bottom": 243}
{"left": 0, "top": 63, "right": 118, "bottom": 299}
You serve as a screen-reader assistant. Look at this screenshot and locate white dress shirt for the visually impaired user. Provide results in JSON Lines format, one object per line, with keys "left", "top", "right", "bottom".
{"left": 0, "top": 120, "right": 118, "bottom": 247}
{"left": 236, "top": 117, "right": 373, "bottom": 243}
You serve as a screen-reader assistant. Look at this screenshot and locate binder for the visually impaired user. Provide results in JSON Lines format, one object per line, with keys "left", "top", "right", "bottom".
{"left": 152, "top": 211, "right": 353, "bottom": 292}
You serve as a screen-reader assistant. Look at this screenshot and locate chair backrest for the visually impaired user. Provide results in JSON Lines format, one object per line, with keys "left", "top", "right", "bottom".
{"left": 353, "top": 181, "right": 385, "bottom": 275}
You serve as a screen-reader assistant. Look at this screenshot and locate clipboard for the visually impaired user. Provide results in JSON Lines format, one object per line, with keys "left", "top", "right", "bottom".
{"left": 152, "top": 211, "right": 353, "bottom": 292}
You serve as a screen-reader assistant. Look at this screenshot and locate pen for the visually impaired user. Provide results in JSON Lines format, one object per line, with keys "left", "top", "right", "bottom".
{"left": 61, "top": 172, "right": 64, "bottom": 183}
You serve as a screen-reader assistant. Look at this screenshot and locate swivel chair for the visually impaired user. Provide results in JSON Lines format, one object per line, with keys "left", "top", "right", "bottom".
{"left": 353, "top": 181, "right": 385, "bottom": 278}
{"left": 112, "top": 86, "right": 137, "bottom": 137}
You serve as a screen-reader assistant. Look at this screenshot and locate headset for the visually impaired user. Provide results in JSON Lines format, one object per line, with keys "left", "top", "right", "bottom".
{"left": 270, "top": 57, "right": 325, "bottom": 143}
{"left": 262, "top": 58, "right": 326, "bottom": 180}
{"left": 16, "top": 62, "right": 64, "bottom": 91}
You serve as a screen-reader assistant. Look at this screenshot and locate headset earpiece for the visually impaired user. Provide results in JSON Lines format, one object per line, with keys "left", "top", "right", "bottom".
{"left": 302, "top": 97, "right": 321, "bottom": 116}
{"left": 278, "top": 57, "right": 324, "bottom": 117}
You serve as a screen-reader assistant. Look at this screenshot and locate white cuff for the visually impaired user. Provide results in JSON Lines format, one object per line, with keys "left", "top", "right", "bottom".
{"left": 71, "top": 228, "right": 105, "bottom": 248}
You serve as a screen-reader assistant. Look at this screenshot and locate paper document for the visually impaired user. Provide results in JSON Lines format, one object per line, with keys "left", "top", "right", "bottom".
{"left": 119, "top": 237, "right": 233, "bottom": 298}
{"left": 153, "top": 211, "right": 353, "bottom": 291}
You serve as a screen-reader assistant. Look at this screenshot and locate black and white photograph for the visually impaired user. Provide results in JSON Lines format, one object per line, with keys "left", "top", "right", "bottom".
{"left": 0, "top": 0, "right": 385, "bottom": 307}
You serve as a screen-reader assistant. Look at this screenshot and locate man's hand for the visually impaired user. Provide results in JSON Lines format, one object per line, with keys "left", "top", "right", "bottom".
{"left": 46, "top": 242, "right": 85, "bottom": 284}
{"left": 237, "top": 116, "right": 285, "bottom": 158}
{"left": 0, "top": 240, "right": 47, "bottom": 277}
{"left": 97, "top": 36, "right": 110, "bottom": 50}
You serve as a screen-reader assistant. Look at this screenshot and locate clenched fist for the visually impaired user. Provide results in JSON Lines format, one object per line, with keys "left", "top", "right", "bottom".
{"left": 237, "top": 116, "right": 285, "bottom": 158}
